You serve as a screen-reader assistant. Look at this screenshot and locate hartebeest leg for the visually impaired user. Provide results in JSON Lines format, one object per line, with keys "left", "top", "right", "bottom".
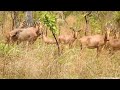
{"left": 80, "top": 43, "right": 83, "bottom": 50}
{"left": 96, "top": 47, "right": 100, "bottom": 58}
{"left": 97, "top": 46, "right": 103, "bottom": 58}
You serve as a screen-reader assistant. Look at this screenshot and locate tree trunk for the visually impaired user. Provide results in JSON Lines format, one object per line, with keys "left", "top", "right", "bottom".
{"left": 10, "top": 11, "right": 19, "bottom": 30}
{"left": 84, "top": 16, "right": 88, "bottom": 36}
{"left": 10, "top": 11, "right": 15, "bottom": 30}
{"left": 45, "top": 28, "right": 47, "bottom": 36}
{"left": 51, "top": 28, "right": 60, "bottom": 55}
{"left": 84, "top": 11, "right": 92, "bottom": 36}
{"left": 25, "top": 11, "right": 33, "bottom": 27}
{"left": 14, "top": 11, "right": 19, "bottom": 28}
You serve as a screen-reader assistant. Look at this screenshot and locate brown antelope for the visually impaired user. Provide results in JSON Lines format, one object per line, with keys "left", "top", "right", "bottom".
{"left": 5, "top": 21, "right": 42, "bottom": 45}
{"left": 79, "top": 32, "right": 108, "bottom": 57}
{"left": 107, "top": 36, "right": 120, "bottom": 55}
{"left": 57, "top": 27, "right": 80, "bottom": 54}
{"left": 5, "top": 21, "right": 27, "bottom": 45}
{"left": 16, "top": 22, "right": 42, "bottom": 45}
{"left": 41, "top": 32, "right": 56, "bottom": 44}
{"left": 103, "top": 24, "right": 120, "bottom": 54}
{"left": 58, "top": 27, "right": 80, "bottom": 48}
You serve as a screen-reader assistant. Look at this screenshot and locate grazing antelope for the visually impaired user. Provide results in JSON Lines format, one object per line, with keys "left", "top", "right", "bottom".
{"left": 79, "top": 32, "right": 108, "bottom": 57}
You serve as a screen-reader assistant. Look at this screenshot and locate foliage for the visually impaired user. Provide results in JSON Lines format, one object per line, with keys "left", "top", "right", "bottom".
{"left": 89, "top": 15, "right": 101, "bottom": 33}
{"left": 113, "top": 11, "right": 120, "bottom": 27}
{"left": 42, "top": 12, "right": 59, "bottom": 35}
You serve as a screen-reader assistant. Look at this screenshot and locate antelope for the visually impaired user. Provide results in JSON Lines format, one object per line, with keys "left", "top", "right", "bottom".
{"left": 5, "top": 21, "right": 42, "bottom": 45}
{"left": 41, "top": 32, "right": 56, "bottom": 44}
{"left": 103, "top": 25, "right": 120, "bottom": 54}
{"left": 107, "top": 36, "right": 120, "bottom": 55}
{"left": 57, "top": 27, "right": 80, "bottom": 54}
{"left": 5, "top": 29, "right": 26, "bottom": 45}
{"left": 58, "top": 27, "right": 80, "bottom": 48}
{"left": 5, "top": 21, "right": 27, "bottom": 45}
{"left": 79, "top": 32, "right": 108, "bottom": 57}
{"left": 16, "top": 22, "right": 42, "bottom": 45}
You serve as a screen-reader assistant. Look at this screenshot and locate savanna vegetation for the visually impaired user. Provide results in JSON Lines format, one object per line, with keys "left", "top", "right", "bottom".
{"left": 0, "top": 11, "right": 120, "bottom": 79}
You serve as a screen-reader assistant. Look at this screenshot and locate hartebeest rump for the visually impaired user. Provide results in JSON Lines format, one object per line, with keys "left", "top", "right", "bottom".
{"left": 5, "top": 21, "right": 28, "bottom": 44}
{"left": 16, "top": 22, "right": 42, "bottom": 45}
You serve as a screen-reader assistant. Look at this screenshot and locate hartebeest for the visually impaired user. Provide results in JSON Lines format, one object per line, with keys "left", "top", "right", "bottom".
{"left": 5, "top": 21, "right": 27, "bottom": 45}
{"left": 107, "top": 36, "right": 120, "bottom": 54}
{"left": 42, "top": 33, "right": 56, "bottom": 44}
{"left": 16, "top": 22, "right": 42, "bottom": 45}
{"left": 79, "top": 32, "right": 108, "bottom": 57}
{"left": 5, "top": 21, "right": 42, "bottom": 45}
{"left": 58, "top": 27, "right": 80, "bottom": 48}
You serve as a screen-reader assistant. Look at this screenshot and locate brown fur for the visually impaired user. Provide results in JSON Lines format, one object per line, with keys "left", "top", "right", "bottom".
{"left": 5, "top": 22, "right": 42, "bottom": 45}
{"left": 5, "top": 29, "right": 25, "bottom": 45}
{"left": 42, "top": 34, "right": 56, "bottom": 44}
{"left": 79, "top": 33, "right": 108, "bottom": 57}
{"left": 5, "top": 21, "right": 27, "bottom": 45}
{"left": 107, "top": 37, "right": 120, "bottom": 54}
{"left": 16, "top": 24, "right": 42, "bottom": 45}
{"left": 57, "top": 28, "right": 80, "bottom": 54}
{"left": 58, "top": 28, "right": 78, "bottom": 48}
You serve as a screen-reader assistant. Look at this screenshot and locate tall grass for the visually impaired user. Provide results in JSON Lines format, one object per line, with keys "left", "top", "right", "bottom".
{"left": 0, "top": 13, "right": 120, "bottom": 79}
{"left": 0, "top": 38, "right": 120, "bottom": 79}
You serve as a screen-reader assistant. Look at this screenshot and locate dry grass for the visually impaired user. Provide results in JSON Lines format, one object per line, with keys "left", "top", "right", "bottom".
{"left": 0, "top": 22, "right": 120, "bottom": 79}
{"left": 66, "top": 15, "right": 77, "bottom": 27}
{"left": 0, "top": 37, "right": 120, "bottom": 79}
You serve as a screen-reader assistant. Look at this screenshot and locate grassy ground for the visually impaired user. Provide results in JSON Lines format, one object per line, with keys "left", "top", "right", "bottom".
{"left": 0, "top": 37, "right": 120, "bottom": 79}
{"left": 0, "top": 14, "right": 120, "bottom": 79}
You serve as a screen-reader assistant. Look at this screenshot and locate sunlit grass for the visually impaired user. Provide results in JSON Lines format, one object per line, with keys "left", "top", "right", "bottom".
{"left": 0, "top": 38, "right": 120, "bottom": 79}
